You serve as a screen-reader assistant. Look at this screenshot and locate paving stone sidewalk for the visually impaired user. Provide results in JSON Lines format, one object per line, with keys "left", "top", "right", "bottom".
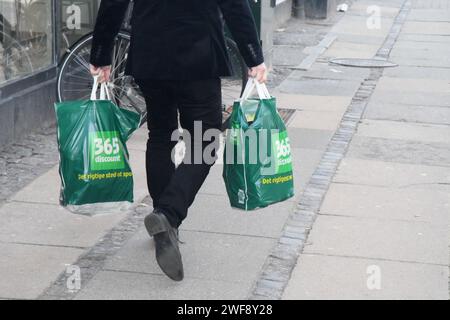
{"left": 0, "top": 13, "right": 335, "bottom": 300}
{"left": 0, "top": 16, "right": 339, "bottom": 300}
{"left": 1, "top": 0, "right": 448, "bottom": 300}
{"left": 283, "top": 0, "right": 450, "bottom": 300}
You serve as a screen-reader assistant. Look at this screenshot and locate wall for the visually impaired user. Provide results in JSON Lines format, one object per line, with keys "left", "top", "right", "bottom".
{"left": 0, "top": 69, "right": 57, "bottom": 148}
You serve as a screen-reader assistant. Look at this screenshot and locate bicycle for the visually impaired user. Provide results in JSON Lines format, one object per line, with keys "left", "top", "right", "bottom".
{"left": 56, "top": 1, "right": 248, "bottom": 129}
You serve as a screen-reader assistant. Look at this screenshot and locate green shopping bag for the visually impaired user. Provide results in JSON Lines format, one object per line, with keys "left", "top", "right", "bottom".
{"left": 55, "top": 76, "right": 141, "bottom": 210}
{"left": 223, "top": 79, "right": 294, "bottom": 210}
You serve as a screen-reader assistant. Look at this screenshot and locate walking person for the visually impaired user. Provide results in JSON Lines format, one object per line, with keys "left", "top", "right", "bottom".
{"left": 89, "top": 0, "right": 267, "bottom": 281}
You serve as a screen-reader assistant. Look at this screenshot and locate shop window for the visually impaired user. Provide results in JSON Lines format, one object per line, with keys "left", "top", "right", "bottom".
{"left": 0, "top": 0, "right": 53, "bottom": 84}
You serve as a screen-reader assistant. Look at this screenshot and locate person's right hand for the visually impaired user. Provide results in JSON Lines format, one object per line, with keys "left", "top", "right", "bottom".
{"left": 90, "top": 64, "right": 111, "bottom": 83}
{"left": 249, "top": 63, "right": 268, "bottom": 83}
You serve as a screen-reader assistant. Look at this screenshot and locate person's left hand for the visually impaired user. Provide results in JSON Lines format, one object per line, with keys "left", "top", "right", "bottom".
{"left": 249, "top": 63, "right": 268, "bottom": 83}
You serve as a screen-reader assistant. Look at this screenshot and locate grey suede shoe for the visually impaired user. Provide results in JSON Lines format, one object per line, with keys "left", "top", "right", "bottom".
{"left": 144, "top": 210, "right": 184, "bottom": 281}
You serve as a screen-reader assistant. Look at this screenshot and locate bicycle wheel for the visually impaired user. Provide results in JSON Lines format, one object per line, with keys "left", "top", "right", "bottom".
{"left": 57, "top": 31, "right": 147, "bottom": 125}
{"left": 221, "top": 37, "right": 248, "bottom": 130}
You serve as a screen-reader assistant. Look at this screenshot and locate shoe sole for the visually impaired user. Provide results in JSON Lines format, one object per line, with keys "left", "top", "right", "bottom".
{"left": 144, "top": 213, "right": 184, "bottom": 282}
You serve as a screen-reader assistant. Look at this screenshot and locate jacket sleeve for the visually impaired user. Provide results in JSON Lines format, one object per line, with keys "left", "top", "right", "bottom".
{"left": 90, "top": 0, "right": 130, "bottom": 67}
{"left": 218, "top": 0, "right": 264, "bottom": 68}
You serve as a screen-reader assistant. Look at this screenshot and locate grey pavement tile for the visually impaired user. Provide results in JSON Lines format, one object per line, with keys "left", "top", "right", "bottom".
{"left": 75, "top": 270, "right": 247, "bottom": 300}
{"left": 0, "top": 242, "right": 83, "bottom": 299}
{"left": 274, "top": 93, "right": 352, "bottom": 112}
{"left": 278, "top": 78, "right": 361, "bottom": 97}
{"left": 376, "top": 77, "right": 450, "bottom": 94}
{"left": 0, "top": 202, "right": 126, "bottom": 248}
{"left": 274, "top": 27, "right": 324, "bottom": 47}
{"left": 273, "top": 46, "right": 308, "bottom": 67}
{"left": 408, "top": 9, "right": 450, "bottom": 22}
{"left": 330, "top": 15, "right": 394, "bottom": 39}
{"left": 355, "top": 120, "right": 450, "bottom": 144}
{"left": 394, "top": 56, "right": 450, "bottom": 68}
{"left": 347, "top": 135, "right": 450, "bottom": 167}
{"left": 370, "top": 89, "right": 450, "bottom": 107}
{"left": 411, "top": 0, "right": 450, "bottom": 10}
{"left": 303, "top": 215, "right": 448, "bottom": 265}
{"left": 320, "top": 183, "right": 449, "bottom": 224}
{"left": 382, "top": 65, "right": 450, "bottom": 80}
{"left": 330, "top": 33, "right": 386, "bottom": 45}
{"left": 128, "top": 148, "right": 151, "bottom": 202}
{"left": 286, "top": 128, "right": 334, "bottom": 150}
{"left": 290, "top": 147, "right": 325, "bottom": 191}
{"left": 126, "top": 126, "right": 148, "bottom": 152}
{"left": 283, "top": 254, "right": 449, "bottom": 300}
{"left": 197, "top": 164, "right": 227, "bottom": 196}
{"left": 180, "top": 193, "right": 295, "bottom": 238}
{"left": 290, "top": 109, "right": 345, "bottom": 131}
{"left": 290, "top": 63, "right": 371, "bottom": 82}
{"left": 102, "top": 228, "right": 275, "bottom": 284}
{"left": 323, "top": 41, "right": 380, "bottom": 60}
{"left": 364, "top": 102, "right": 450, "bottom": 125}
{"left": 349, "top": 1, "right": 402, "bottom": 18}
{"left": 398, "top": 33, "right": 450, "bottom": 43}
{"left": 10, "top": 166, "right": 60, "bottom": 205}
{"left": 402, "top": 21, "right": 450, "bottom": 35}
{"left": 334, "top": 158, "right": 450, "bottom": 188}
{"left": 392, "top": 40, "right": 450, "bottom": 54}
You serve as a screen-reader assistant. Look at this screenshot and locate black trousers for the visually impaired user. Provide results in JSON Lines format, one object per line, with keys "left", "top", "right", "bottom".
{"left": 135, "top": 78, "right": 222, "bottom": 228}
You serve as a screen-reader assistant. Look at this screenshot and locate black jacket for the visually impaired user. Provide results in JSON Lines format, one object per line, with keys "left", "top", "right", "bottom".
{"left": 90, "top": 0, "right": 264, "bottom": 80}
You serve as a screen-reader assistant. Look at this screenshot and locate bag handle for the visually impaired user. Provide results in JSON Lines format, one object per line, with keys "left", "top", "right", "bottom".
{"left": 256, "top": 81, "right": 271, "bottom": 99}
{"left": 257, "top": 81, "right": 271, "bottom": 99}
{"left": 241, "top": 78, "right": 271, "bottom": 101}
{"left": 100, "top": 83, "right": 112, "bottom": 100}
{"left": 90, "top": 75, "right": 112, "bottom": 101}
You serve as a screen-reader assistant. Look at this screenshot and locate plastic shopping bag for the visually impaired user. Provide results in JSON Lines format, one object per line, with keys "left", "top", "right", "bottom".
{"left": 54, "top": 76, "right": 141, "bottom": 214}
{"left": 223, "top": 79, "right": 294, "bottom": 210}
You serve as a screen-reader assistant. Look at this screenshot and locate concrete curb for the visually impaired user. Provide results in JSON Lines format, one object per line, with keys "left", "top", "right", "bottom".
{"left": 291, "top": 34, "right": 337, "bottom": 71}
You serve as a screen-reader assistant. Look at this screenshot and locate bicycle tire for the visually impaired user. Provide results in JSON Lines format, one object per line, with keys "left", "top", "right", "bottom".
{"left": 57, "top": 30, "right": 148, "bottom": 125}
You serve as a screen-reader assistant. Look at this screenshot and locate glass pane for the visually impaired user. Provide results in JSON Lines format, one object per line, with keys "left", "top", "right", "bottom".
{"left": 0, "top": 0, "right": 53, "bottom": 84}
{"left": 59, "top": 0, "right": 100, "bottom": 58}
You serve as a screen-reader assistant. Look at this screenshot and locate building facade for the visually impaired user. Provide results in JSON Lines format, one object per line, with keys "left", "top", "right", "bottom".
{"left": 0, "top": 0, "right": 293, "bottom": 148}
